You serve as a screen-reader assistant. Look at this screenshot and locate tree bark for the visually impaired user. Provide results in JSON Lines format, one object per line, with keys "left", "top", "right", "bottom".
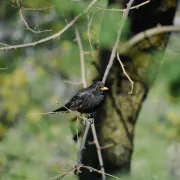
{"left": 80, "top": 0, "right": 178, "bottom": 179}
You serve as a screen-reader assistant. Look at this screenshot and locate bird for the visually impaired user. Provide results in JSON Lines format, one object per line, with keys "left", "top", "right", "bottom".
{"left": 52, "top": 81, "right": 108, "bottom": 114}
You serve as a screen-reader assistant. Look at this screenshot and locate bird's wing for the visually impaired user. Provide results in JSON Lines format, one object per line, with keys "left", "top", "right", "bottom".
{"left": 65, "top": 94, "right": 83, "bottom": 111}
{"left": 67, "top": 92, "right": 93, "bottom": 111}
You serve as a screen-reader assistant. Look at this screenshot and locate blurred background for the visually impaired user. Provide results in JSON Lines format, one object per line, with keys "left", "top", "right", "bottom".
{"left": 0, "top": 0, "right": 180, "bottom": 180}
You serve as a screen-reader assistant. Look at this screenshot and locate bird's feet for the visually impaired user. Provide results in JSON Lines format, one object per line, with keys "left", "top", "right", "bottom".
{"left": 88, "top": 113, "right": 95, "bottom": 124}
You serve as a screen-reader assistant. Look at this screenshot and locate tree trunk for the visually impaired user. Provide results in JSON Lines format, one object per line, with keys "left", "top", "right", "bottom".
{"left": 80, "top": 0, "right": 178, "bottom": 179}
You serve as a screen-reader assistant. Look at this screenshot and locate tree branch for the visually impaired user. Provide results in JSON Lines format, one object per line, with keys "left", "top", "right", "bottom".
{"left": 120, "top": 25, "right": 180, "bottom": 53}
{"left": 95, "top": 0, "right": 150, "bottom": 12}
{"left": 91, "top": 123, "right": 106, "bottom": 180}
{"left": 19, "top": 5, "right": 51, "bottom": 33}
{"left": 53, "top": 163, "right": 121, "bottom": 180}
{"left": 116, "top": 52, "right": 134, "bottom": 94}
{"left": 0, "top": 67, "right": 8, "bottom": 70}
{"left": 74, "top": 26, "right": 87, "bottom": 88}
{"left": 102, "top": 0, "right": 135, "bottom": 84}
{"left": 76, "top": 119, "right": 91, "bottom": 165}
{"left": 0, "top": 0, "right": 99, "bottom": 51}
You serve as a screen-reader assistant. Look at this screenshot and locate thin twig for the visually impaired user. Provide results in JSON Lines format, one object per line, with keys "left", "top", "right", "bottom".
{"left": 81, "top": 165, "right": 122, "bottom": 180}
{"left": 54, "top": 163, "right": 121, "bottom": 180}
{"left": 77, "top": 118, "right": 91, "bottom": 164}
{"left": 53, "top": 101, "right": 85, "bottom": 119}
{"left": 116, "top": 52, "right": 134, "bottom": 94}
{"left": 88, "top": 141, "right": 113, "bottom": 150}
{"left": 0, "top": 67, "right": 8, "bottom": 70}
{"left": 63, "top": 80, "right": 82, "bottom": 86}
{"left": 19, "top": 6, "right": 51, "bottom": 33}
{"left": 56, "top": 168, "right": 74, "bottom": 180}
{"left": 91, "top": 123, "right": 106, "bottom": 180}
{"left": 17, "top": 0, "right": 51, "bottom": 33}
{"left": 87, "top": 10, "right": 98, "bottom": 59}
{"left": 27, "top": 101, "right": 85, "bottom": 120}
{"left": 99, "top": 144, "right": 113, "bottom": 150}
{"left": 22, "top": 6, "right": 54, "bottom": 11}
{"left": 76, "top": 115, "right": 80, "bottom": 147}
{"left": 0, "top": 42, "right": 10, "bottom": 47}
{"left": 74, "top": 26, "right": 87, "bottom": 88}
{"left": 47, "top": 168, "right": 74, "bottom": 180}
{"left": 95, "top": 0, "right": 150, "bottom": 12}
{"left": 0, "top": 0, "right": 99, "bottom": 51}
{"left": 102, "top": 0, "right": 135, "bottom": 84}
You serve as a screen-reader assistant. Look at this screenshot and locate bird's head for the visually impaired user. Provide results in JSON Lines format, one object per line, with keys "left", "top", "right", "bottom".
{"left": 90, "top": 81, "right": 108, "bottom": 94}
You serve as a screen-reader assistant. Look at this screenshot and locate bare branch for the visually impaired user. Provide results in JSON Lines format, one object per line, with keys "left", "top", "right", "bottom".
{"left": 48, "top": 168, "right": 74, "bottom": 180}
{"left": 80, "top": 165, "right": 122, "bottom": 180}
{"left": 102, "top": 0, "right": 135, "bottom": 84}
{"left": 19, "top": 7, "right": 51, "bottom": 33}
{"left": 91, "top": 123, "right": 106, "bottom": 180}
{"left": 120, "top": 25, "right": 180, "bottom": 53}
{"left": 99, "top": 144, "right": 113, "bottom": 150}
{"left": 77, "top": 119, "right": 91, "bottom": 165}
{"left": 87, "top": 10, "right": 98, "bottom": 59}
{"left": 22, "top": 6, "right": 54, "bottom": 11}
{"left": 116, "top": 52, "right": 134, "bottom": 94}
{"left": 53, "top": 101, "right": 85, "bottom": 119}
{"left": 27, "top": 101, "right": 85, "bottom": 120}
{"left": 74, "top": 26, "right": 87, "bottom": 88}
{"left": 63, "top": 80, "right": 82, "bottom": 86}
{"left": 0, "top": 0, "right": 99, "bottom": 51}
{"left": 95, "top": 0, "right": 150, "bottom": 12}
{"left": 0, "top": 42, "right": 10, "bottom": 47}
{"left": 0, "top": 67, "right": 8, "bottom": 70}
{"left": 54, "top": 163, "right": 121, "bottom": 180}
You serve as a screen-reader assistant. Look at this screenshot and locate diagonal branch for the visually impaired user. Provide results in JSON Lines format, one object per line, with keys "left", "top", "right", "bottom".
{"left": 74, "top": 26, "right": 87, "bottom": 88}
{"left": 91, "top": 123, "right": 106, "bottom": 180}
{"left": 102, "top": 0, "right": 135, "bottom": 84}
{"left": 76, "top": 119, "right": 91, "bottom": 165}
{"left": 117, "top": 52, "right": 134, "bottom": 94}
{"left": 120, "top": 25, "right": 180, "bottom": 53}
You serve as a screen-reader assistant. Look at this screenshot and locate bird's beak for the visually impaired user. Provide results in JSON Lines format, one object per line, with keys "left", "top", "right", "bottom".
{"left": 101, "top": 87, "right": 108, "bottom": 91}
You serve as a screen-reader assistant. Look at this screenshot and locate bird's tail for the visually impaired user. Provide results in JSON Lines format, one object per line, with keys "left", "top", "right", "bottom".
{"left": 52, "top": 106, "right": 68, "bottom": 113}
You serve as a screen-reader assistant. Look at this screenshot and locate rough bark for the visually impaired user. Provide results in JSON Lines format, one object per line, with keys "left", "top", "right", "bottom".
{"left": 79, "top": 0, "right": 178, "bottom": 179}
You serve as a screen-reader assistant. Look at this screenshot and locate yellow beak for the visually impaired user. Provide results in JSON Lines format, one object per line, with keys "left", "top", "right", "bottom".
{"left": 101, "top": 87, "right": 109, "bottom": 91}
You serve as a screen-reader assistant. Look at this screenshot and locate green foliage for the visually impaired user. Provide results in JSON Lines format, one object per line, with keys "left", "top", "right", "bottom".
{"left": 0, "top": 120, "right": 77, "bottom": 180}
{"left": 99, "top": 7, "right": 123, "bottom": 48}
{"left": 53, "top": 0, "right": 89, "bottom": 17}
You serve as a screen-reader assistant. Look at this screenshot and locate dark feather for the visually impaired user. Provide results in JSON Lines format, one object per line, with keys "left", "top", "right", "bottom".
{"left": 51, "top": 81, "right": 108, "bottom": 114}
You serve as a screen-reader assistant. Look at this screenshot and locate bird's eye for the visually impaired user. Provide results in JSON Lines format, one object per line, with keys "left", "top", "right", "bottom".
{"left": 96, "top": 86, "right": 100, "bottom": 90}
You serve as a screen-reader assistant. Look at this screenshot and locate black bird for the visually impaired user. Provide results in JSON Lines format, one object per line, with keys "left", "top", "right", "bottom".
{"left": 52, "top": 81, "right": 108, "bottom": 114}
